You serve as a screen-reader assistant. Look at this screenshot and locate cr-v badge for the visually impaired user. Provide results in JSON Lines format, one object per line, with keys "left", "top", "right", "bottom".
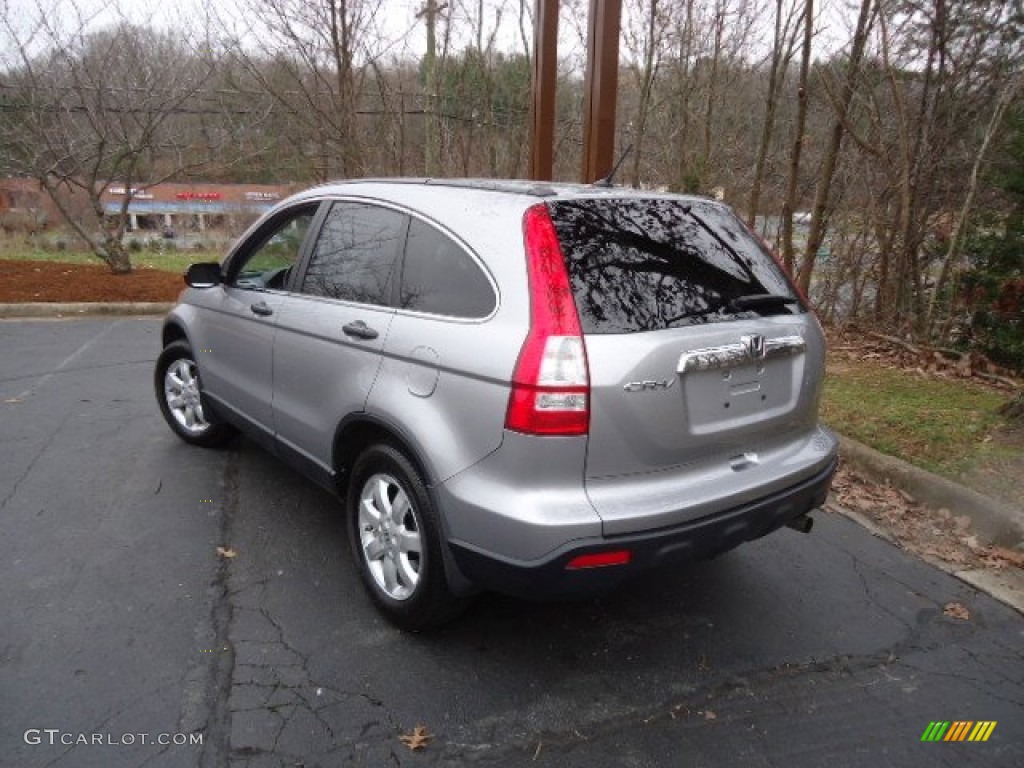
{"left": 623, "top": 379, "right": 675, "bottom": 392}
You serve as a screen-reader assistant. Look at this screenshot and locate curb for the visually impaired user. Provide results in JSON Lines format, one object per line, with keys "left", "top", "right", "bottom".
{"left": 838, "top": 434, "right": 1024, "bottom": 549}
{"left": 0, "top": 302, "right": 173, "bottom": 318}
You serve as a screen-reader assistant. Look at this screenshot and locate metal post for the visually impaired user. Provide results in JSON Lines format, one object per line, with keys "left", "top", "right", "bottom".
{"left": 530, "top": 0, "right": 558, "bottom": 181}
{"left": 580, "top": 0, "right": 622, "bottom": 183}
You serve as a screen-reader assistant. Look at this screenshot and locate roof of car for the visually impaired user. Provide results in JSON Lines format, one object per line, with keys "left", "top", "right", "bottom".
{"left": 297, "top": 177, "right": 713, "bottom": 204}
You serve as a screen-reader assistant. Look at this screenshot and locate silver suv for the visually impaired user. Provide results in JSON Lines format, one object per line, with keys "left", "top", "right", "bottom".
{"left": 156, "top": 179, "right": 838, "bottom": 629}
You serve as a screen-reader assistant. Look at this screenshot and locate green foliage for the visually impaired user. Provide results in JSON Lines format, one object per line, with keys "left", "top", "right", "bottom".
{"left": 961, "top": 109, "right": 1024, "bottom": 371}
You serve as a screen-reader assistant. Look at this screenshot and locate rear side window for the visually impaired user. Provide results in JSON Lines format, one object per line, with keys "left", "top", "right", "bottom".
{"left": 301, "top": 202, "right": 406, "bottom": 306}
{"left": 547, "top": 198, "right": 802, "bottom": 334}
{"left": 400, "top": 218, "right": 495, "bottom": 318}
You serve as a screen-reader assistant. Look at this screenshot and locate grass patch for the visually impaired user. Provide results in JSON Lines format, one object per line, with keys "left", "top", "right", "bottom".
{"left": 823, "top": 361, "right": 1010, "bottom": 477}
{"left": 0, "top": 244, "right": 221, "bottom": 273}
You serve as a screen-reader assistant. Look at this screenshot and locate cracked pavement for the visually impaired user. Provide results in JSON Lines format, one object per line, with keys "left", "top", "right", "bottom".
{"left": 1, "top": 318, "right": 1022, "bottom": 767}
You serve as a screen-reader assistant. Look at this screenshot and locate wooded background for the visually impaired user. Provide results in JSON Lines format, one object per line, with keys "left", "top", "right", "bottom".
{"left": 1, "top": 0, "right": 1021, "bottom": 368}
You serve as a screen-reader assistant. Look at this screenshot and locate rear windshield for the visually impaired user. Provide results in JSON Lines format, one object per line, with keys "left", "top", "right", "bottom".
{"left": 547, "top": 198, "right": 803, "bottom": 334}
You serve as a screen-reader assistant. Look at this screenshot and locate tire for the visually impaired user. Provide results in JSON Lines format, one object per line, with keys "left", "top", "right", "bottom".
{"left": 155, "top": 341, "right": 236, "bottom": 448}
{"left": 347, "top": 444, "right": 468, "bottom": 631}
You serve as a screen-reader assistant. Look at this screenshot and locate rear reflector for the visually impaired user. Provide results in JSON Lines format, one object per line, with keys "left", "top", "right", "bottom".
{"left": 566, "top": 550, "right": 632, "bottom": 570}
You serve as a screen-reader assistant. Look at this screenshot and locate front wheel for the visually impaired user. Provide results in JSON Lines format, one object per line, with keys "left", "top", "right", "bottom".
{"left": 347, "top": 444, "right": 468, "bottom": 630}
{"left": 155, "top": 341, "right": 236, "bottom": 447}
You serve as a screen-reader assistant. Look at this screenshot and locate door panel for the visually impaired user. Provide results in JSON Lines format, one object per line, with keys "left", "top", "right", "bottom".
{"left": 271, "top": 201, "right": 407, "bottom": 471}
{"left": 197, "top": 203, "right": 320, "bottom": 434}
{"left": 272, "top": 298, "right": 394, "bottom": 469}
{"left": 196, "top": 287, "right": 283, "bottom": 434}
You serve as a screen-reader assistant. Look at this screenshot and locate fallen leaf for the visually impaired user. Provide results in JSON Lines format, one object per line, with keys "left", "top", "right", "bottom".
{"left": 943, "top": 602, "right": 970, "bottom": 621}
{"left": 953, "top": 515, "right": 972, "bottom": 532}
{"left": 216, "top": 546, "right": 237, "bottom": 559}
{"left": 399, "top": 725, "right": 433, "bottom": 751}
{"left": 980, "top": 546, "right": 1024, "bottom": 569}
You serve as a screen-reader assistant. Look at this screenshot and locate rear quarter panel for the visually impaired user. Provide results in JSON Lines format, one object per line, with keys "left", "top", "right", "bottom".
{"left": 365, "top": 189, "right": 532, "bottom": 484}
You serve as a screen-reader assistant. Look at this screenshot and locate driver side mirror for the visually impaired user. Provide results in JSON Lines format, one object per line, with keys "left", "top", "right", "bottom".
{"left": 184, "top": 262, "right": 222, "bottom": 289}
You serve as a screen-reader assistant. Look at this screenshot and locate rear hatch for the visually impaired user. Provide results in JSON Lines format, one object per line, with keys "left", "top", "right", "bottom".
{"left": 546, "top": 196, "right": 828, "bottom": 531}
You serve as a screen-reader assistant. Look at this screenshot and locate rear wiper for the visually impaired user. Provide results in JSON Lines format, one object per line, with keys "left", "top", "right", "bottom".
{"left": 664, "top": 293, "right": 797, "bottom": 325}
{"left": 729, "top": 293, "right": 798, "bottom": 311}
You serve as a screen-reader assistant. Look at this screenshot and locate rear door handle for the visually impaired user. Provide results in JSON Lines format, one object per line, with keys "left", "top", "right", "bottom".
{"left": 250, "top": 301, "right": 274, "bottom": 317}
{"left": 342, "top": 321, "right": 379, "bottom": 340}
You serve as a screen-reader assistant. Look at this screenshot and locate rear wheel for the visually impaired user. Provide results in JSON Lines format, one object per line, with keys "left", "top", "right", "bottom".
{"left": 155, "top": 341, "right": 236, "bottom": 447}
{"left": 347, "top": 444, "right": 467, "bottom": 630}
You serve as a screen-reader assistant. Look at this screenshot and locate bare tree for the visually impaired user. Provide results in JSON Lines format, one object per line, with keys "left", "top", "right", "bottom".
{"left": 223, "top": 0, "right": 386, "bottom": 180}
{"left": 746, "top": 0, "right": 802, "bottom": 225}
{"left": 0, "top": 1, "right": 219, "bottom": 272}
{"left": 796, "top": 0, "right": 876, "bottom": 295}
{"left": 926, "top": 72, "right": 1023, "bottom": 327}
{"left": 622, "top": 0, "right": 672, "bottom": 186}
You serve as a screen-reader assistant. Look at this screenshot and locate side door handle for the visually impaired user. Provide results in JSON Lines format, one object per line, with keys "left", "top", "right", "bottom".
{"left": 250, "top": 301, "right": 274, "bottom": 317}
{"left": 342, "top": 321, "right": 379, "bottom": 340}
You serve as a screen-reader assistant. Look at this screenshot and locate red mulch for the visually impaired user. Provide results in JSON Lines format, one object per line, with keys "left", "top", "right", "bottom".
{"left": 0, "top": 260, "right": 184, "bottom": 303}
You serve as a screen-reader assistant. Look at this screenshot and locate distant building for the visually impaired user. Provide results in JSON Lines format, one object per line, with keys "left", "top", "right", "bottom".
{"left": 99, "top": 182, "right": 295, "bottom": 232}
{"left": 1, "top": 178, "right": 297, "bottom": 235}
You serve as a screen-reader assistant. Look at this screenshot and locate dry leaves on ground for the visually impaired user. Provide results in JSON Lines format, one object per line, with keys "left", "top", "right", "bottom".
{"left": 399, "top": 725, "right": 433, "bottom": 751}
{"left": 943, "top": 601, "right": 971, "bottom": 621}
{"left": 216, "top": 546, "right": 237, "bottom": 559}
{"left": 830, "top": 465, "right": 1021, "bottom": 572}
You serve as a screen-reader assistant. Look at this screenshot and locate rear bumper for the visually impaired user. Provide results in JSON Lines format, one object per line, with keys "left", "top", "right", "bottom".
{"left": 448, "top": 455, "right": 837, "bottom": 598}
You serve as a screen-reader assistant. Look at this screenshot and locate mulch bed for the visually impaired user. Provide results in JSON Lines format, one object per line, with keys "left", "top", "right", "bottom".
{"left": 0, "top": 260, "right": 184, "bottom": 303}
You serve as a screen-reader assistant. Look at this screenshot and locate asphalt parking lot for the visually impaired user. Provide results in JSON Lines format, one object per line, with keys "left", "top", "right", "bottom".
{"left": 1, "top": 317, "right": 1022, "bottom": 768}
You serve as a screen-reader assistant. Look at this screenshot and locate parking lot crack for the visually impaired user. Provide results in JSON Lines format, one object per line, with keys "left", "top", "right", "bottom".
{"left": 195, "top": 450, "right": 241, "bottom": 768}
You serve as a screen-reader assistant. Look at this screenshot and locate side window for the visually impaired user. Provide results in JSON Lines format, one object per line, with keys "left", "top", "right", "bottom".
{"left": 301, "top": 203, "right": 406, "bottom": 306}
{"left": 230, "top": 205, "right": 317, "bottom": 290}
{"left": 400, "top": 219, "right": 495, "bottom": 318}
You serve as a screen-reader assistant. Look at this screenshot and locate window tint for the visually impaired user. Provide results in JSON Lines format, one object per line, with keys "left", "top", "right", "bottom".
{"left": 547, "top": 198, "right": 802, "bottom": 334}
{"left": 301, "top": 203, "right": 406, "bottom": 306}
{"left": 230, "top": 205, "right": 316, "bottom": 290}
{"left": 401, "top": 219, "right": 495, "bottom": 318}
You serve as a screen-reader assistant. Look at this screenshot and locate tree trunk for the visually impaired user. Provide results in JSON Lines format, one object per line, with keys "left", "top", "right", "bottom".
{"left": 781, "top": 0, "right": 813, "bottom": 273}
{"left": 673, "top": 0, "right": 696, "bottom": 192}
{"left": 700, "top": 1, "right": 725, "bottom": 186}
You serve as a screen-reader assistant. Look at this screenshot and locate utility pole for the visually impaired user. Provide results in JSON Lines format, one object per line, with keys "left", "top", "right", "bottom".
{"left": 580, "top": 0, "right": 622, "bottom": 183}
{"left": 418, "top": 1, "right": 446, "bottom": 176}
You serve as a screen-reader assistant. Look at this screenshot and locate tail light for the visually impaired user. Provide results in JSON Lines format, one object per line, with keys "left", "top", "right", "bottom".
{"left": 504, "top": 204, "right": 590, "bottom": 436}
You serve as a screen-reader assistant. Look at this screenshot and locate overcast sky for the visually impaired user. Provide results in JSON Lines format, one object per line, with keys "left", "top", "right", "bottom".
{"left": 2, "top": 0, "right": 851, "bottom": 70}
